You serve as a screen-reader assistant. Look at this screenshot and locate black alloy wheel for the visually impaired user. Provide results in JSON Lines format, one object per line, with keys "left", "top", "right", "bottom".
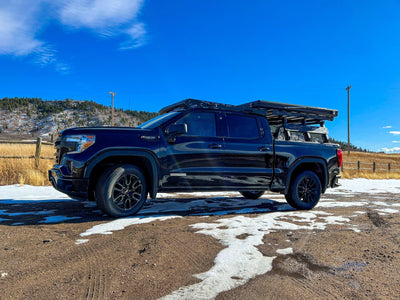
{"left": 285, "top": 170, "right": 321, "bottom": 210}
{"left": 96, "top": 164, "right": 148, "bottom": 217}
{"left": 112, "top": 173, "right": 143, "bottom": 210}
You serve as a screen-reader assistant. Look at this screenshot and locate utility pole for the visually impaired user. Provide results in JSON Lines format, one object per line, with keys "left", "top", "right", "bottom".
{"left": 108, "top": 91, "right": 116, "bottom": 126}
{"left": 346, "top": 85, "right": 352, "bottom": 155}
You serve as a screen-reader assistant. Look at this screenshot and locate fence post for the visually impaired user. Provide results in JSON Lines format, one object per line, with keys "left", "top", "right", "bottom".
{"left": 388, "top": 163, "right": 391, "bottom": 172}
{"left": 357, "top": 161, "right": 360, "bottom": 172}
{"left": 341, "top": 163, "right": 344, "bottom": 172}
{"left": 373, "top": 162, "right": 376, "bottom": 173}
{"left": 35, "top": 137, "right": 42, "bottom": 168}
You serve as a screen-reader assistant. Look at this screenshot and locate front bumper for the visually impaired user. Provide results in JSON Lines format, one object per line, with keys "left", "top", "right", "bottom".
{"left": 49, "top": 168, "right": 89, "bottom": 201}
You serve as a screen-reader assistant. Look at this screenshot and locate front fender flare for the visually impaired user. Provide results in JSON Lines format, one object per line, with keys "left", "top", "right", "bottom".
{"left": 84, "top": 148, "right": 159, "bottom": 198}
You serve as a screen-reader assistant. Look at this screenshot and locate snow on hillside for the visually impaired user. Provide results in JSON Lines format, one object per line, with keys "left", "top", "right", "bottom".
{"left": 1, "top": 179, "right": 400, "bottom": 299}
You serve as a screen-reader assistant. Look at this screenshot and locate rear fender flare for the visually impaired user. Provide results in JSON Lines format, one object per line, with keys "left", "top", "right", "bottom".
{"left": 285, "top": 157, "right": 328, "bottom": 194}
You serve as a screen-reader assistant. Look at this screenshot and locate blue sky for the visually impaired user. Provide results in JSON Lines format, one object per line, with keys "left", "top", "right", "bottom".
{"left": 1, "top": 0, "right": 400, "bottom": 152}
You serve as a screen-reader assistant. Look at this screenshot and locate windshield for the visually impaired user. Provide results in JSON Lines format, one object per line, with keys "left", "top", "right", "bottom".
{"left": 137, "top": 112, "right": 180, "bottom": 129}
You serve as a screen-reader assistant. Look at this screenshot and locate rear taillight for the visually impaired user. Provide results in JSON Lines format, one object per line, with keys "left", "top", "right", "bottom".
{"left": 337, "top": 149, "right": 343, "bottom": 168}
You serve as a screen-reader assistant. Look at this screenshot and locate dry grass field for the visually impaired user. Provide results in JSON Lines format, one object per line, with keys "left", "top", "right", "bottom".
{"left": 0, "top": 143, "right": 54, "bottom": 186}
{"left": 342, "top": 151, "right": 400, "bottom": 179}
{"left": 1, "top": 143, "right": 400, "bottom": 186}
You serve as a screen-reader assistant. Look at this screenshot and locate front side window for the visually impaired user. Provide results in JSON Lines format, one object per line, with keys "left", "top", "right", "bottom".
{"left": 226, "top": 114, "right": 260, "bottom": 139}
{"left": 176, "top": 112, "right": 217, "bottom": 137}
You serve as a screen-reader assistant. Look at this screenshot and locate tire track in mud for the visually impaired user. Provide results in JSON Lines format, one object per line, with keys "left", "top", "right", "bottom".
{"left": 168, "top": 236, "right": 207, "bottom": 270}
{"left": 80, "top": 242, "right": 109, "bottom": 300}
{"left": 291, "top": 277, "right": 338, "bottom": 299}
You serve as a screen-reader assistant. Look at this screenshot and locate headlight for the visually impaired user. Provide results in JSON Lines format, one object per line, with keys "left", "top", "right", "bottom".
{"left": 65, "top": 135, "right": 96, "bottom": 153}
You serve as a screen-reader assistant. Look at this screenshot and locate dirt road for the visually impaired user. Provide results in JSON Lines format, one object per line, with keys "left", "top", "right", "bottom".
{"left": 0, "top": 181, "right": 399, "bottom": 299}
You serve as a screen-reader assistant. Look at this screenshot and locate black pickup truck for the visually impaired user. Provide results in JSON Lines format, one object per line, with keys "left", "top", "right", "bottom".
{"left": 49, "top": 99, "right": 342, "bottom": 217}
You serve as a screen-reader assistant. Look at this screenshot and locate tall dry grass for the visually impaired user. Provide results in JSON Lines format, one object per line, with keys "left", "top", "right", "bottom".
{"left": 342, "top": 151, "right": 400, "bottom": 179}
{"left": 0, "top": 143, "right": 54, "bottom": 186}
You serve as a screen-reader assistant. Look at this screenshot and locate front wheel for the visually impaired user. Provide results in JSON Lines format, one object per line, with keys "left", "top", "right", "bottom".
{"left": 96, "top": 164, "right": 147, "bottom": 217}
{"left": 285, "top": 170, "right": 321, "bottom": 210}
{"left": 240, "top": 191, "right": 265, "bottom": 200}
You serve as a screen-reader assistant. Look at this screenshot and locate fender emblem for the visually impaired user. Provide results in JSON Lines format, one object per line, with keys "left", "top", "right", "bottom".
{"left": 141, "top": 135, "right": 157, "bottom": 141}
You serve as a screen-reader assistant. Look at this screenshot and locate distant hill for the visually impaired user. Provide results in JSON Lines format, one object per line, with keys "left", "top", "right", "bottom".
{"left": 328, "top": 137, "right": 370, "bottom": 153}
{"left": 0, "top": 97, "right": 158, "bottom": 141}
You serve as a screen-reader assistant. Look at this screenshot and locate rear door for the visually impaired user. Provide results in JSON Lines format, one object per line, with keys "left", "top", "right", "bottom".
{"left": 221, "top": 112, "right": 274, "bottom": 189}
{"left": 161, "top": 110, "right": 226, "bottom": 189}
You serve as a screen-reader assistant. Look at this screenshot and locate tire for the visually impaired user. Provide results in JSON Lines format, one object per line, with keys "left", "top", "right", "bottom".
{"left": 240, "top": 191, "right": 265, "bottom": 200}
{"left": 96, "top": 164, "right": 147, "bottom": 217}
{"left": 285, "top": 170, "right": 321, "bottom": 210}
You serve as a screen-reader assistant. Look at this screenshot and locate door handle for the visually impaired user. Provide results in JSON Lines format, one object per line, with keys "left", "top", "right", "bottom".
{"left": 208, "top": 143, "right": 222, "bottom": 149}
{"left": 258, "top": 146, "right": 270, "bottom": 152}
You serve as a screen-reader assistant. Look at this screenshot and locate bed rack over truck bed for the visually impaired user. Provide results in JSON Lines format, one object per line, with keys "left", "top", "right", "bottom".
{"left": 159, "top": 99, "right": 338, "bottom": 125}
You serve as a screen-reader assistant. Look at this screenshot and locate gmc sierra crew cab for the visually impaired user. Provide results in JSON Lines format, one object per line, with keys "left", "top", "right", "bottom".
{"left": 49, "top": 99, "right": 342, "bottom": 217}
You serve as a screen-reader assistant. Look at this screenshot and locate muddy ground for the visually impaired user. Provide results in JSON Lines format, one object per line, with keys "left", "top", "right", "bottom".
{"left": 0, "top": 190, "right": 399, "bottom": 299}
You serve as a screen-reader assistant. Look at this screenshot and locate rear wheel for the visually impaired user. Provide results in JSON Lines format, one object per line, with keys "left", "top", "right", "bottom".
{"left": 240, "top": 191, "right": 265, "bottom": 200}
{"left": 96, "top": 164, "right": 147, "bottom": 217}
{"left": 285, "top": 170, "right": 321, "bottom": 210}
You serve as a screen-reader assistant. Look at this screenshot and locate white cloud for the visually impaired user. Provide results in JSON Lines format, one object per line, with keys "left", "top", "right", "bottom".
{"left": 0, "top": 2, "right": 44, "bottom": 56}
{"left": 393, "top": 141, "right": 400, "bottom": 143}
{"left": 382, "top": 147, "right": 400, "bottom": 153}
{"left": 389, "top": 131, "right": 400, "bottom": 135}
{"left": 59, "top": 0, "right": 143, "bottom": 31}
{"left": 0, "top": 0, "right": 146, "bottom": 72}
{"left": 120, "top": 22, "right": 147, "bottom": 50}
{"left": 383, "top": 125, "right": 392, "bottom": 129}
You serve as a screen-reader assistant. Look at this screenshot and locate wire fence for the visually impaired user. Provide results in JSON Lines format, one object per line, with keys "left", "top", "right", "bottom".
{"left": 0, "top": 138, "right": 54, "bottom": 168}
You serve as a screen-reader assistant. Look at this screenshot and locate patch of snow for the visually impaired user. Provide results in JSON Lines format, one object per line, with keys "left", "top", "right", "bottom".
{"left": 0, "top": 185, "right": 73, "bottom": 202}
{"left": 321, "top": 216, "right": 351, "bottom": 225}
{"left": 317, "top": 201, "right": 368, "bottom": 208}
{"left": 276, "top": 247, "right": 293, "bottom": 255}
{"left": 328, "top": 179, "right": 400, "bottom": 195}
{"left": 79, "top": 216, "right": 181, "bottom": 237}
{"left": 376, "top": 208, "right": 399, "bottom": 214}
{"left": 373, "top": 201, "right": 389, "bottom": 206}
{"left": 75, "top": 239, "right": 89, "bottom": 245}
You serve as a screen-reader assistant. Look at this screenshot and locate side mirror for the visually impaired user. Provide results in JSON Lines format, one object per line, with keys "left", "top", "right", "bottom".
{"left": 166, "top": 123, "right": 187, "bottom": 136}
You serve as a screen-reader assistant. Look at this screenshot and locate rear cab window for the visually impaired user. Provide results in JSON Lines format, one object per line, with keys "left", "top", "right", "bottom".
{"left": 225, "top": 113, "right": 260, "bottom": 139}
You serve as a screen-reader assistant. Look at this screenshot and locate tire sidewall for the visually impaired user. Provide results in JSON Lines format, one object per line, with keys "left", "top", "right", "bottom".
{"left": 96, "top": 165, "right": 147, "bottom": 217}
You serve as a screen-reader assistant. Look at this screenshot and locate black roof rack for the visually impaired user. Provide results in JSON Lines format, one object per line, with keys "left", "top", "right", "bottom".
{"left": 159, "top": 98, "right": 338, "bottom": 125}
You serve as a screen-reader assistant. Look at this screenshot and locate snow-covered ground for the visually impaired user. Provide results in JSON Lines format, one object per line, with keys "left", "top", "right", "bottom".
{"left": 1, "top": 179, "right": 400, "bottom": 299}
